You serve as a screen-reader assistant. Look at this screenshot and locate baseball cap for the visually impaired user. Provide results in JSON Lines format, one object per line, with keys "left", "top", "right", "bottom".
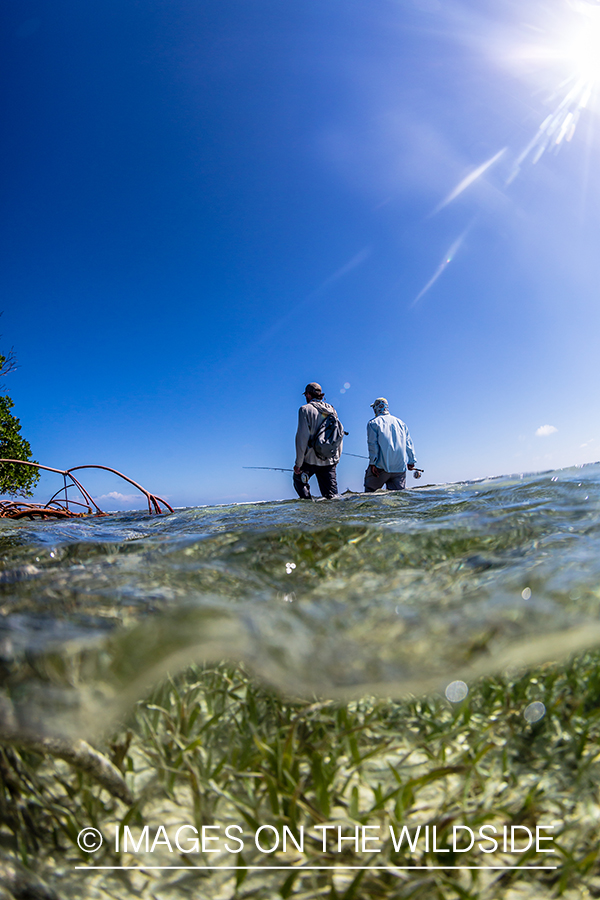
{"left": 370, "top": 397, "right": 388, "bottom": 408}
{"left": 304, "top": 383, "right": 323, "bottom": 396}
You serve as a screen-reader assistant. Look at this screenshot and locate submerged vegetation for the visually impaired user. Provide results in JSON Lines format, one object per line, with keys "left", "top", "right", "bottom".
{"left": 1, "top": 652, "right": 600, "bottom": 899}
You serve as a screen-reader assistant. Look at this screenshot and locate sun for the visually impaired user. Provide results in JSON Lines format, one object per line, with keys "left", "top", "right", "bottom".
{"left": 506, "top": 0, "right": 600, "bottom": 180}
{"left": 564, "top": 9, "right": 600, "bottom": 82}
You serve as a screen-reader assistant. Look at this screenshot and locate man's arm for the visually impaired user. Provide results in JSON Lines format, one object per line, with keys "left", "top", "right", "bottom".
{"left": 367, "top": 422, "right": 380, "bottom": 468}
{"left": 294, "top": 408, "right": 311, "bottom": 470}
{"left": 405, "top": 429, "right": 417, "bottom": 468}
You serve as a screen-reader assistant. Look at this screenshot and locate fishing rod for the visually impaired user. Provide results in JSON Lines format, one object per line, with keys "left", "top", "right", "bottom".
{"left": 243, "top": 466, "right": 293, "bottom": 472}
{"left": 244, "top": 453, "right": 368, "bottom": 468}
{"left": 244, "top": 453, "right": 367, "bottom": 468}
{"left": 243, "top": 466, "right": 310, "bottom": 484}
{"left": 345, "top": 453, "right": 425, "bottom": 475}
{"left": 244, "top": 460, "right": 426, "bottom": 477}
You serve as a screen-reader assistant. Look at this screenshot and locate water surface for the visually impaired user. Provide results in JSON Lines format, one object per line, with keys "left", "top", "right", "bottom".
{"left": 2, "top": 463, "right": 600, "bottom": 738}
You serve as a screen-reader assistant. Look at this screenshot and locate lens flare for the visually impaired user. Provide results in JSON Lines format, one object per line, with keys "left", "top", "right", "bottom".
{"left": 508, "top": 0, "right": 600, "bottom": 182}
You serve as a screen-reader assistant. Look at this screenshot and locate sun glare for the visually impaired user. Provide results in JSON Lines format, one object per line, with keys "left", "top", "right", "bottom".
{"left": 506, "top": 0, "right": 600, "bottom": 181}
{"left": 566, "top": 14, "right": 600, "bottom": 81}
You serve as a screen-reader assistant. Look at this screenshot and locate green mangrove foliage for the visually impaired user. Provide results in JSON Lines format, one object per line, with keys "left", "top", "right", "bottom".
{"left": 0, "top": 351, "right": 39, "bottom": 498}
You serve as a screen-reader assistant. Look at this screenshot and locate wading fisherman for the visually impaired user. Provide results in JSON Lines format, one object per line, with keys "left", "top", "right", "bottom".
{"left": 364, "top": 398, "right": 417, "bottom": 492}
{"left": 293, "top": 383, "right": 343, "bottom": 500}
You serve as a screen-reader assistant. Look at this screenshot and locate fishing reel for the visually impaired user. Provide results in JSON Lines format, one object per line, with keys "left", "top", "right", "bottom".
{"left": 412, "top": 468, "right": 424, "bottom": 480}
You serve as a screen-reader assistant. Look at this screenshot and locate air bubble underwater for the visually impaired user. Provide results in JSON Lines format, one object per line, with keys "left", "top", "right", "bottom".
{"left": 445, "top": 680, "right": 469, "bottom": 702}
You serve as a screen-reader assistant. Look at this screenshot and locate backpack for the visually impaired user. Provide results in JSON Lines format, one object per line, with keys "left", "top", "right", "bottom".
{"left": 308, "top": 410, "right": 346, "bottom": 462}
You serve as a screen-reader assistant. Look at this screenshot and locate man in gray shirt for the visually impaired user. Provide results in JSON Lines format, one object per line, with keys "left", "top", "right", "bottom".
{"left": 364, "top": 397, "right": 417, "bottom": 492}
{"left": 293, "top": 382, "right": 341, "bottom": 499}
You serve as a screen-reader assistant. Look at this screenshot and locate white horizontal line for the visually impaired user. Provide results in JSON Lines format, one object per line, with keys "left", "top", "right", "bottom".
{"left": 75, "top": 865, "right": 558, "bottom": 871}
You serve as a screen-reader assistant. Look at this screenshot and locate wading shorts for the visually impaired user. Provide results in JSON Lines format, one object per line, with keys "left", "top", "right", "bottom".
{"left": 364, "top": 467, "right": 406, "bottom": 492}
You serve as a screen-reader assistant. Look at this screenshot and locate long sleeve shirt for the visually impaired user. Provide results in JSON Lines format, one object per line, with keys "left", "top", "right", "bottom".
{"left": 367, "top": 413, "right": 416, "bottom": 473}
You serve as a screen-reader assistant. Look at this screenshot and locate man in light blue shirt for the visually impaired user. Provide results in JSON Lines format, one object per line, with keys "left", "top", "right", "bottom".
{"left": 364, "top": 398, "right": 417, "bottom": 492}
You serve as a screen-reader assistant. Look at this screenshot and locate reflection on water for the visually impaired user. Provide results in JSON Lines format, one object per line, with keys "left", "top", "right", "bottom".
{"left": 2, "top": 463, "right": 600, "bottom": 738}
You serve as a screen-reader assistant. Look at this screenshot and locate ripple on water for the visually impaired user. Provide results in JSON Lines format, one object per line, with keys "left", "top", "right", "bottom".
{"left": 1, "top": 463, "right": 600, "bottom": 736}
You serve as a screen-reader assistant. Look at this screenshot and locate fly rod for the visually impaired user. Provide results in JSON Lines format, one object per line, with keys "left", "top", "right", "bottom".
{"left": 243, "top": 466, "right": 310, "bottom": 484}
{"left": 243, "top": 453, "right": 368, "bottom": 469}
{"left": 244, "top": 460, "right": 425, "bottom": 475}
{"left": 243, "top": 466, "right": 294, "bottom": 472}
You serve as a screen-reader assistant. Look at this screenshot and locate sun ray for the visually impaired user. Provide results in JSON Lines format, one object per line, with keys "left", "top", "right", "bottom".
{"left": 410, "top": 227, "right": 471, "bottom": 307}
{"left": 432, "top": 149, "right": 506, "bottom": 215}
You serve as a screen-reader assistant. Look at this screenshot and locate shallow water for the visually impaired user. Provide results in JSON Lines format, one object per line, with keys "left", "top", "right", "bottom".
{"left": 2, "top": 463, "right": 600, "bottom": 738}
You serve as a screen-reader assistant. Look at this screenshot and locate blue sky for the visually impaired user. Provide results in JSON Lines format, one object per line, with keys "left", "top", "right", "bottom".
{"left": 2, "top": 0, "right": 600, "bottom": 508}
